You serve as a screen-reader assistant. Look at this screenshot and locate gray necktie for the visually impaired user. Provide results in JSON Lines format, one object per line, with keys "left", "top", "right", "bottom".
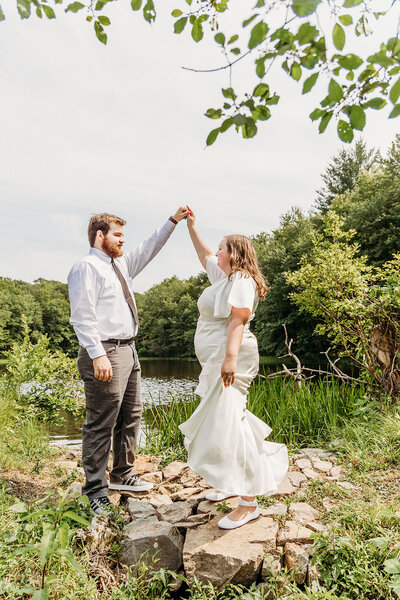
{"left": 111, "top": 258, "right": 139, "bottom": 329}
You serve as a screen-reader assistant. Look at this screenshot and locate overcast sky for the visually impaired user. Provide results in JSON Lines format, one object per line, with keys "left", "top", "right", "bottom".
{"left": 1, "top": 1, "right": 398, "bottom": 292}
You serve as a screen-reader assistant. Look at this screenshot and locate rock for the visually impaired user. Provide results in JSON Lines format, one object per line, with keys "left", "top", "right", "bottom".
{"left": 180, "top": 468, "right": 203, "bottom": 487}
{"left": 141, "top": 471, "right": 163, "bottom": 485}
{"left": 287, "top": 471, "right": 308, "bottom": 487}
{"left": 160, "top": 483, "right": 184, "bottom": 494}
{"left": 307, "top": 563, "right": 321, "bottom": 585}
{"left": 147, "top": 494, "right": 173, "bottom": 508}
{"left": 162, "top": 461, "right": 188, "bottom": 481}
{"left": 302, "top": 468, "right": 322, "bottom": 480}
{"left": 337, "top": 481, "right": 356, "bottom": 490}
{"left": 197, "top": 498, "right": 239, "bottom": 518}
{"left": 67, "top": 482, "right": 82, "bottom": 496}
{"left": 277, "top": 521, "right": 314, "bottom": 546}
{"left": 322, "top": 498, "right": 338, "bottom": 512}
{"left": 183, "top": 516, "right": 278, "bottom": 588}
{"left": 270, "top": 476, "right": 296, "bottom": 496}
{"left": 301, "top": 448, "right": 334, "bottom": 460}
{"left": 77, "top": 515, "right": 120, "bottom": 554}
{"left": 157, "top": 501, "right": 193, "bottom": 524}
{"left": 120, "top": 519, "right": 184, "bottom": 570}
{"left": 134, "top": 455, "right": 161, "bottom": 475}
{"left": 261, "top": 554, "right": 281, "bottom": 579}
{"left": 109, "top": 490, "right": 122, "bottom": 506}
{"left": 126, "top": 499, "right": 158, "bottom": 522}
{"left": 174, "top": 514, "right": 211, "bottom": 530}
{"left": 302, "top": 543, "right": 315, "bottom": 556}
{"left": 295, "top": 458, "right": 312, "bottom": 470}
{"left": 284, "top": 542, "right": 309, "bottom": 584}
{"left": 311, "top": 459, "right": 333, "bottom": 473}
{"left": 288, "top": 502, "right": 320, "bottom": 526}
{"left": 170, "top": 487, "right": 204, "bottom": 501}
{"left": 260, "top": 503, "right": 287, "bottom": 517}
{"left": 330, "top": 466, "right": 342, "bottom": 479}
{"left": 307, "top": 522, "right": 325, "bottom": 533}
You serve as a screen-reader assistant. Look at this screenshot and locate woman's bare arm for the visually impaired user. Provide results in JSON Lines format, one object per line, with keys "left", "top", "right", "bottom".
{"left": 221, "top": 307, "right": 251, "bottom": 387}
{"left": 186, "top": 208, "right": 213, "bottom": 269}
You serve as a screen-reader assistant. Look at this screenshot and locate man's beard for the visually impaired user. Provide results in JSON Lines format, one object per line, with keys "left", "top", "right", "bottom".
{"left": 102, "top": 237, "right": 123, "bottom": 258}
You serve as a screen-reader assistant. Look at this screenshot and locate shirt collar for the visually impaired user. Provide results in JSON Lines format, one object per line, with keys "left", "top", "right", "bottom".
{"left": 89, "top": 247, "right": 112, "bottom": 264}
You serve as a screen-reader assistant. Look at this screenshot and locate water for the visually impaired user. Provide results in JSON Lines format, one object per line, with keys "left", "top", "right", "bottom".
{"left": 47, "top": 358, "right": 202, "bottom": 447}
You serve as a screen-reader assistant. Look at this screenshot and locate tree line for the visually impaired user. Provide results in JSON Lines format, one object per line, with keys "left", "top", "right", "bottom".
{"left": 1, "top": 135, "right": 399, "bottom": 361}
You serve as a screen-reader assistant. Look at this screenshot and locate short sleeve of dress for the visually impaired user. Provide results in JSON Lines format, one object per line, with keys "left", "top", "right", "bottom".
{"left": 227, "top": 273, "right": 257, "bottom": 313}
{"left": 205, "top": 255, "right": 226, "bottom": 285}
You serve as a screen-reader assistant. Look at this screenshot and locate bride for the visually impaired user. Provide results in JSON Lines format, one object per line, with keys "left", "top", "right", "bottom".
{"left": 179, "top": 208, "right": 288, "bottom": 530}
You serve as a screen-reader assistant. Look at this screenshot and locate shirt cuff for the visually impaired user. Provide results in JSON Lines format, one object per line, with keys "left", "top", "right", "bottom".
{"left": 163, "top": 219, "right": 176, "bottom": 233}
{"left": 87, "top": 342, "right": 106, "bottom": 360}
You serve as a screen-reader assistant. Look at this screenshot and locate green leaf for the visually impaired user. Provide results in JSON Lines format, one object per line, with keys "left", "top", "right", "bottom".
{"left": 366, "top": 97, "right": 386, "bottom": 109}
{"left": 233, "top": 114, "right": 246, "bottom": 126}
{"left": 389, "top": 77, "right": 400, "bottom": 105}
{"left": 9, "top": 502, "right": 28, "bottom": 514}
{"left": 343, "top": 0, "right": 362, "bottom": 6}
{"left": 95, "top": 0, "right": 113, "bottom": 9}
{"left": 94, "top": 20, "right": 107, "bottom": 44}
{"left": 255, "top": 57, "right": 266, "bottom": 78}
{"left": 222, "top": 87, "right": 236, "bottom": 100}
{"left": 328, "top": 78, "right": 343, "bottom": 102}
{"left": 243, "top": 117, "right": 257, "bottom": 138}
{"left": 174, "top": 16, "right": 187, "bottom": 33}
{"left": 338, "top": 53, "right": 363, "bottom": 70}
{"left": 339, "top": 14, "right": 353, "bottom": 26}
{"left": 32, "top": 590, "right": 48, "bottom": 600}
{"left": 384, "top": 559, "right": 400, "bottom": 575}
{"left": 206, "top": 128, "right": 220, "bottom": 146}
{"left": 0, "top": 5, "right": 4, "bottom": 21}
{"left": 65, "top": 2, "right": 85, "bottom": 13}
{"left": 191, "top": 19, "right": 203, "bottom": 42}
{"left": 17, "top": 0, "right": 31, "bottom": 19}
{"left": 171, "top": 9, "right": 182, "bottom": 17}
{"left": 57, "top": 548, "right": 85, "bottom": 575}
{"left": 248, "top": 21, "right": 268, "bottom": 49}
{"left": 205, "top": 108, "right": 222, "bottom": 119}
{"left": 220, "top": 117, "right": 234, "bottom": 132}
{"left": 231, "top": 48, "right": 240, "bottom": 55}
{"left": 143, "top": 0, "right": 155, "bottom": 23}
{"left": 131, "top": 0, "right": 142, "bottom": 9}
{"left": 57, "top": 523, "right": 70, "bottom": 550}
{"left": 98, "top": 15, "right": 110, "bottom": 25}
{"left": 389, "top": 104, "right": 400, "bottom": 118}
{"left": 310, "top": 108, "right": 324, "bottom": 120}
{"left": 228, "top": 34, "right": 238, "bottom": 44}
{"left": 337, "top": 119, "right": 354, "bottom": 142}
{"left": 215, "top": 33, "right": 225, "bottom": 45}
{"left": 292, "top": 0, "right": 321, "bottom": 17}
{"left": 290, "top": 62, "right": 302, "bottom": 81}
{"left": 243, "top": 14, "right": 258, "bottom": 27}
{"left": 42, "top": 5, "right": 55, "bottom": 18}
{"left": 349, "top": 105, "right": 365, "bottom": 130}
{"left": 40, "top": 530, "right": 57, "bottom": 568}
{"left": 253, "top": 83, "right": 269, "bottom": 97}
{"left": 319, "top": 111, "right": 332, "bottom": 132}
{"left": 62, "top": 511, "right": 91, "bottom": 526}
{"left": 296, "top": 22, "right": 318, "bottom": 44}
{"left": 302, "top": 72, "right": 318, "bottom": 94}
{"left": 333, "top": 23, "right": 345, "bottom": 50}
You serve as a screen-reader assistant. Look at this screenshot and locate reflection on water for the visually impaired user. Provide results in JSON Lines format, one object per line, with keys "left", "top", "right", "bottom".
{"left": 47, "top": 358, "right": 201, "bottom": 447}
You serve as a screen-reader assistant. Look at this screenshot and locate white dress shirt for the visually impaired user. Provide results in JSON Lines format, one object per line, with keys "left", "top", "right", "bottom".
{"left": 68, "top": 219, "right": 175, "bottom": 359}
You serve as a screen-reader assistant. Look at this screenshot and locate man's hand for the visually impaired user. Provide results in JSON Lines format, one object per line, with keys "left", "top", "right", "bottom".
{"left": 93, "top": 355, "right": 113, "bottom": 382}
{"left": 172, "top": 206, "right": 190, "bottom": 222}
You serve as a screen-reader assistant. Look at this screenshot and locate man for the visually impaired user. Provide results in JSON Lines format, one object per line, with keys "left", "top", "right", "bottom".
{"left": 68, "top": 208, "right": 189, "bottom": 514}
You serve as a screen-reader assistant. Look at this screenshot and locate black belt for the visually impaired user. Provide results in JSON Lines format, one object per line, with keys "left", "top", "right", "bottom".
{"left": 102, "top": 338, "right": 134, "bottom": 346}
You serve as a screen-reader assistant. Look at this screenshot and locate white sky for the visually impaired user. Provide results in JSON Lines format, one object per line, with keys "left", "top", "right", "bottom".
{"left": 0, "top": 0, "right": 398, "bottom": 292}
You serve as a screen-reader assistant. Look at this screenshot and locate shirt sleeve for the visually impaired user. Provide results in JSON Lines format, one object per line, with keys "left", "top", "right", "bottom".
{"left": 124, "top": 219, "right": 176, "bottom": 279}
{"left": 205, "top": 255, "right": 226, "bottom": 285}
{"left": 227, "top": 273, "right": 257, "bottom": 313}
{"left": 67, "top": 262, "right": 105, "bottom": 359}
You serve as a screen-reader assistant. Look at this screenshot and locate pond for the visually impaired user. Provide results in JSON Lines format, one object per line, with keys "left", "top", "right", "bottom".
{"left": 46, "top": 356, "right": 297, "bottom": 447}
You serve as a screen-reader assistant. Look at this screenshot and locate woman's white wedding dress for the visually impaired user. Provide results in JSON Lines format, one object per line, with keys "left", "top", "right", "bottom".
{"left": 179, "top": 256, "right": 288, "bottom": 496}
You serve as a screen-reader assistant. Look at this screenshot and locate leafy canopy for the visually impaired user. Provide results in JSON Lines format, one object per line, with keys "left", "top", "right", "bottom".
{"left": 4, "top": 0, "right": 400, "bottom": 144}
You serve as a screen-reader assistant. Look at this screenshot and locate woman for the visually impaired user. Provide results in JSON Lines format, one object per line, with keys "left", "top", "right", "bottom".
{"left": 179, "top": 209, "right": 288, "bottom": 530}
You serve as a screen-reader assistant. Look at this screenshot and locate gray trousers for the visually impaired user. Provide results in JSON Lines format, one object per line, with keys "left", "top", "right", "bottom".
{"left": 77, "top": 341, "right": 141, "bottom": 500}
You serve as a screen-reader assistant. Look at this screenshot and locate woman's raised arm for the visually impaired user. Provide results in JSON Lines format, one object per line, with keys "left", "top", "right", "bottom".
{"left": 186, "top": 207, "right": 213, "bottom": 270}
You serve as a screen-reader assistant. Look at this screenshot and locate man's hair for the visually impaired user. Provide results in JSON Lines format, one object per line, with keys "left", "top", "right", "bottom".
{"left": 88, "top": 213, "right": 126, "bottom": 247}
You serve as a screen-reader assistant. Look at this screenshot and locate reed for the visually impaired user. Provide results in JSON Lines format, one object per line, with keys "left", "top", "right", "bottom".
{"left": 141, "top": 378, "right": 365, "bottom": 457}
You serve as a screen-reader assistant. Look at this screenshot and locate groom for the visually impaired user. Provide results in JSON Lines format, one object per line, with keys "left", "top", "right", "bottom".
{"left": 68, "top": 207, "right": 189, "bottom": 515}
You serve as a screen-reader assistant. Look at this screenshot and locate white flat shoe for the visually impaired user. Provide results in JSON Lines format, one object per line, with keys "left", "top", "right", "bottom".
{"left": 205, "top": 491, "right": 238, "bottom": 502}
{"left": 217, "top": 497, "right": 259, "bottom": 530}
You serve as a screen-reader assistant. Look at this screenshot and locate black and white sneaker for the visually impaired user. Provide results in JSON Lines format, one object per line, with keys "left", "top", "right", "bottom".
{"left": 109, "top": 474, "right": 153, "bottom": 492}
{"left": 89, "top": 496, "right": 113, "bottom": 516}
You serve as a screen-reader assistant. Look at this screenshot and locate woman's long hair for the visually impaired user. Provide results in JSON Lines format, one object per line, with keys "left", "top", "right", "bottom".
{"left": 225, "top": 234, "right": 268, "bottom": 300}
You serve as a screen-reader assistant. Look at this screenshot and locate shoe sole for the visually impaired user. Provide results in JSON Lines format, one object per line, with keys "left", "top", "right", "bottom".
{"left": 109, "top": 482, "right": 153, "bottom": 492}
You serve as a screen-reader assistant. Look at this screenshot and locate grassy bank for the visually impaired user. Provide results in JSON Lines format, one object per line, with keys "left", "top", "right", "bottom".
{"left": 1, "top": 367, "right": 400, "bottom": 599}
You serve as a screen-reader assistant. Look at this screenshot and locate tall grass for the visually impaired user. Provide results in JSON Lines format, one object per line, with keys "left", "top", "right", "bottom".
{"left": 141, "top": 378, "right": 367, "bottom": 458}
